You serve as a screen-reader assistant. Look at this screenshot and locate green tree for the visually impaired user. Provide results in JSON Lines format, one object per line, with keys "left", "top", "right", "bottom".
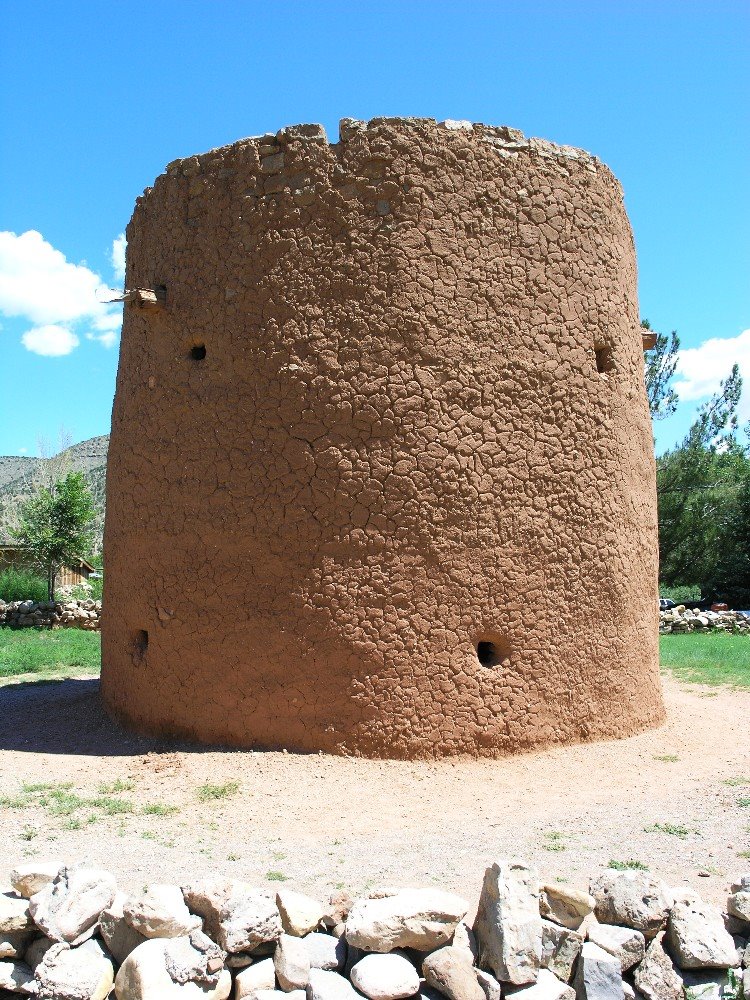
{"left": 657, "top": 364, "right": 748, "bottom": 603}
{"left": 11, "top": 472, "right": 96, "bottom": 600}
{"left": 643, "top": 319, "right": 680, "bottom": 421}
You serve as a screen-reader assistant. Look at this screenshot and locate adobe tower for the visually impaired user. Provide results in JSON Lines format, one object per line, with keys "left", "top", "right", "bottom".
{"left": 102, "top": 117, "right": 663, "bottom": 757}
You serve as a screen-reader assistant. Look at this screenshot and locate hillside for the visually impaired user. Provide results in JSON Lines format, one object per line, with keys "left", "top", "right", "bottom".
{"left": 0, "top": 435, "right": 109, "bottom": 553}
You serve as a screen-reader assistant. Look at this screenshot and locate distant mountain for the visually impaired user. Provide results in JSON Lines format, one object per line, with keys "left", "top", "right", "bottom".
{"left": 0, "top": 435, "right": 109, "bottom": 553}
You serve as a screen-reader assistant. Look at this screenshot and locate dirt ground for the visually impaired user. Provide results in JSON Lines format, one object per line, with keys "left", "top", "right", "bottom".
{"left": 0, "top": 673, "right": 748, "bottom": 912}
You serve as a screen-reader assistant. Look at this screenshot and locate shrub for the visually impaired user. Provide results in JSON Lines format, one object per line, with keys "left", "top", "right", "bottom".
{"left": 659, "top": 584, "right": 702, "bottom": 603}
{"left": 0, "top": 567, "right": 48, "bottom": 604}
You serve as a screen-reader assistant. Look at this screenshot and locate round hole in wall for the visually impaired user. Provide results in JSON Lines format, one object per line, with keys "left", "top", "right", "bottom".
{"left": 594, "top": 344, "right": 615, "bottom": 375}
{"left": 190, "top": 344, "right": 206, "bottom": 361}
{"left": 477, "top": 641, "right": 501, "bottom": 667}
{"left": 132, "top": 629, "right": 149, "bottom": 665}
{"left": 476, "top": 635, "right": 511, "bottom": 669}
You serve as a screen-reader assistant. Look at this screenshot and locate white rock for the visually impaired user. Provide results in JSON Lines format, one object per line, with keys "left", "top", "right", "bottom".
{"left": 275, "top": 933, "right": 311, "bottom": 990}
{"left": 666, "top": 897, "right": 738, "bottom": 969}
{"left": 302, "top": 932, "right": 346, "bottom": 971}
{"left": 35, "top": 940, "right": 114, "bottom": 1000}
{"left": 475, "top": 968, "right": 502, "bottom": 1000}
{"left": 421, "top": 945, "right": 483, "bottom": 1000}
{"left": 679, "top": 969, "right": 738, "bottom": 999}
{"left": 183, "top": 879, "right": 281, "bottom": 953}
{"left": 539, "top": 884, "right": 595, "bottom": 930}
{"left": 572, "top": 941, "right": 624, "bottom": 999}
{"left": 234, "top": 958, "right": 275, "bottom": 998}
{"left": 451, "top": 922, "right": 478, "bottom": 962}
{"left": 0, "top": 893, "right": 34, "bottom": 933}
{"left": 114, "top": 937, "right": 231, "bottom": 999}
{"left": 29, "top": 866, "right": 117, "bottom": 945}
{"left": 506, "top": 968, "right": 576, "bottom": 999}
{"left": 473, "top": 859, "right": 542, "bottom": 986}
{"left": 277, "top": 890, "right": 325, "bottom": 937}
{"left": 633, "top": 933, "right": 683, "bottom": 1000}
{"left": 25, "top": 934, "right": 54, "bottom": 969}
{"left": 345, "top": 888, "right": 468, "bottom": 952}
{"left": 0, "top": 958, "right": 35, "bottom": 993}
{"left": 306, "top": 969, "right": 361, "bottom": 1000}
{"left": 589, "top": 872, "right": 672, "bottom": 940}
{"left": 124, "top": 884, "right": 202, "bottom": 939}
{"left": 100, "top": 891, "right": 148, "bottom": 965}
{"left": 10, "top": 862, "right": 61, "bottom": 900}
{"left": 540, "top": 919, "right": 582, "bottom": 981}
{"left": 728, "top": 891, "right": 750, "bottom": 923}
{"left": 0, "top": 928, "right": 34, "bottom": 959}
{"left": 587, "top": 923, "right": 645, "bottom": 972}
{"left": 350, "top": 952, "right": 419, "bottom": 1000}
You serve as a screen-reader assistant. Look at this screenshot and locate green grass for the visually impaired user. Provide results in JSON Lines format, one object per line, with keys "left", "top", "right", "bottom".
{"left": 0, "top": 568, "right": 48, "bottom": 604}
{"left": 660, "top": 632, "right": 750, "bottom": 689}
{"left": 644, "top": 822, "right": 692, "bottom": 838}
{"left": 0, "top": 778, "right": 177, "bottom": 834}
{"left": 0, "top": 627, "right": 100, "bottom": 682}
{"left": 266, "top": 870, "right": 288, "bottom": 881}
{"left": 196, "top": 781, "right": 240, "bottom": 802}
{"left": 653, "top": 754, "right": 679, "bottom": 762}
{"left": 608, "top": 859, "right": 649, "bottom": 870}
{"left": 542, "top": 831, "right": 568, "bottom": 853}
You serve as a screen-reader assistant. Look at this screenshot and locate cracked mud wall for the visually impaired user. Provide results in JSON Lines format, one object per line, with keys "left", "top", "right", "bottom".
{"left": 101, "top": 117, "right": 663, "bottom": 758}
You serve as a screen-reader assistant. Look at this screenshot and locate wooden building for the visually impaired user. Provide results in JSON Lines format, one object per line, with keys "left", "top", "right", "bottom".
{"left": 0, "top": 544, "right": 96, "bottom": 588}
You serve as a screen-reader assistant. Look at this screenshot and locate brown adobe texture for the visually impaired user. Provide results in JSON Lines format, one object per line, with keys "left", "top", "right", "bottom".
{"left": 101, "top": 117, "right": 663, "bottom": 758}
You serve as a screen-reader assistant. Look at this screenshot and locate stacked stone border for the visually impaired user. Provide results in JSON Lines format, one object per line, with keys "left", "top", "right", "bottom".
{"left": 1, "top": 859, "right": 748, "bottom": 998}
{"left": 0, "top": 599, "right": 101, "bottom": 632}
{"left": 659, "top": 607, "right": 750, "bottom": 635}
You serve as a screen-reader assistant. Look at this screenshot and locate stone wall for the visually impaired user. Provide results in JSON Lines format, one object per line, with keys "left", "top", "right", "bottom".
{"left": 1, "top": 858, "right": 748, "bottom": 998}
{"left": 102, "top": 116, "right": 662, "bottom": 758}
{"left": 0, "top": 599, "right": 101, "bottom": 631}
{"left": 660, "top": 607, "right": 750, "bottom": 634}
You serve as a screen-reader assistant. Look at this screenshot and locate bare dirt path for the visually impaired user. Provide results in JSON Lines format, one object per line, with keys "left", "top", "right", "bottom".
{"left": 0, "top": 674, "right": 747, "bottom": 909}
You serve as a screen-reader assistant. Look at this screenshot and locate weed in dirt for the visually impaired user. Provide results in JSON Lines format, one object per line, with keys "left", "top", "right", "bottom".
{"left": 645, "top": 822, "right": 692, "bottom": 838}
{"left": 141, "top": 831, "right": 157, "bottom": 840}
{"left": 737, "top": 850, "right": 750, "bottom": 859}
{"left": 196, "top": 781, "right": 240, "bottom": 802}
{"left": 0, "top": 794, "right": 30, "bottom": 809}
{"left": 272, "top": 851, "right": 287, "bottom": 861}
{"left": 93, "top": 796, "right": 134, "bottom": 815}
{"left": 227, "top": 854, "right": 239, "bottom": 862}
{"left": 266, "top": 871, "right": 288, "bottom": 882}
{"left": 22, "top": 781, "right": 73, "bottom": 794}
{"left": 653, "top": 755, "right": 679, "bottom": 762}
{"left": 142, "top": 804, "right": 179, "bottom": 816}
{"left": 98, "top": 779, "right": 135, "bottom": 794}
{"left": 543, "top": 831, "right": 568, "bottom": 852}
{"left": 722, "top": 777, "right": 750, "bottom": 786}
{"left": 737, "top": 798, "right": 750, "bottom": 808}
{"left": 608, "top": 859, "right": 649, "bottom": 870}
{"left": 20, "top": 825, "right": 38, "bottom": 841}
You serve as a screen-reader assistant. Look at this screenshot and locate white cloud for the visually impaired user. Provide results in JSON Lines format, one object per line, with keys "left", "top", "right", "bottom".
{"left": 110, "top": 233, "right": 126, "bottom": 284}
{"left": 0, "top": 230, "right": 122, "bottom": 355}
{"left": 21, "top": 324, "right": 80, "bottom": 357}
{"left": 674, "top": 328, "right": 750, "bottom": 423}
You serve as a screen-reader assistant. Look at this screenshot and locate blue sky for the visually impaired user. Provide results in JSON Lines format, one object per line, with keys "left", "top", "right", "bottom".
{"left": 1, "top": 0, "right": 747, "bottom": 457}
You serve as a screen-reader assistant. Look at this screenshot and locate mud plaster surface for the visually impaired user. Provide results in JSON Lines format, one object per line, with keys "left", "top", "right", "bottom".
{"left": 0, "top": 676, "right": 747, "bottom": 910}
{"left": 103, "top": 117, "right": 662, "bottom": 756}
